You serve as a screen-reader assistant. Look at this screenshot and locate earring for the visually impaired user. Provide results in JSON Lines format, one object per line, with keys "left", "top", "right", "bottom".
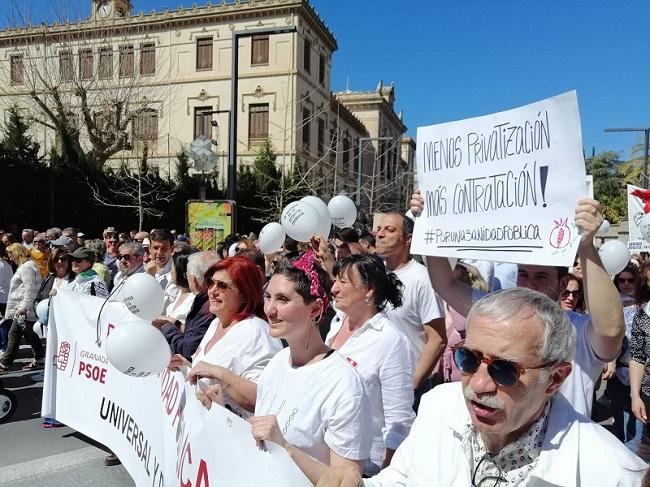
{"left": 364, "top": 297, "right": 371, "bottom": 306}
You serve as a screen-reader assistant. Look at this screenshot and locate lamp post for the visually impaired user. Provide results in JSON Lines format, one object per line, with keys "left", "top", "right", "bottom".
{"left": 356, "top": 136, "right": 393, "bottom": 207}
{"left": 605, "top": 127, "right": 650, "bottom": 187}
{"left": 227, "top": 26, "right": 296, "bottom": 201}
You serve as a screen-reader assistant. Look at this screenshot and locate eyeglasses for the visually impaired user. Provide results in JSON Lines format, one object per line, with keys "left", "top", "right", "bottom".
{"left": 119, "top": 254, "right": 132, "bottom": 261}
{"left": 618, "top": 277, "right": 635, "bottom": 284}
{"left": 107, "top": 240, "right": 118, "bottom": 245}
{"left": 206, "top": 277, "right": 236, "bottom": 292}
{"left": 472, "top": 453, "right": 507, "bottom": 487}
{"left": 72, "top": 258, "right": 85, "bottom": 263}
{"left": 452, "top": 342, "right": 553, "bottom": 387}
{"left": 236, "top": 246, "right": 246, "bottom": 253}
{"left": 560, "top": 289, "right": 582, "bottom": 300}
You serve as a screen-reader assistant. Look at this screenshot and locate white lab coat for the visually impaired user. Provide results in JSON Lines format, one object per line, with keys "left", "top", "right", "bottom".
{"left": 366, "top": 382, "right": 645, "bottom": 486}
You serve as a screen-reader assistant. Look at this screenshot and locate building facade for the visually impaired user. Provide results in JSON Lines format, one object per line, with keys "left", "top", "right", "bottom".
{"left": 0, "top": 0, "right": 412, "bottom": 213}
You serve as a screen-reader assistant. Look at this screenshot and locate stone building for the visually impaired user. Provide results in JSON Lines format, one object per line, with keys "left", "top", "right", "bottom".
{"left": 0, "top": 0, "right": 413, "bottom": 213}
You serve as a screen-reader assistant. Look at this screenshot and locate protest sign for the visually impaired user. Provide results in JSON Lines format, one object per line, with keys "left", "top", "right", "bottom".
{"left": 42, "top": 290, "right": 310, "bottom": 487}
{"left": 411, "top": 91, "right": 586, "bottom": 266}
{"left": 627, "top": 184, "right": 650, "bottom": 251}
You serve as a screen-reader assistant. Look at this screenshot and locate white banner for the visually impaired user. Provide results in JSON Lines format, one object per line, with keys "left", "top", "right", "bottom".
{"left": 412, "top": 91, "right": 587, "bottom": 266}
{"left": 42, "top": 290, "right": 310, "bottom": 487}
{"left": 627, "top": 184, "right": 650, "bottom": 252}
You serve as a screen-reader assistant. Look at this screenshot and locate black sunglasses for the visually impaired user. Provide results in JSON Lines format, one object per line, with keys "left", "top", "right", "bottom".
{"left": 119, "top": 254, "right": 132, "bottom": 261}
{"left": 618, "top": 277, "right": 635, "bottom": 284}
{"left": 452, "top": 342, "right": 553, "bottom": 387}
{"left": 560, "top": 289, "right": 582, "bottom": 300}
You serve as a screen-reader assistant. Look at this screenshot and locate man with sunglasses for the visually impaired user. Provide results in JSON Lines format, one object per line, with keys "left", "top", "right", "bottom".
{"left": 113, "top": 242, "right": 144, "bottom": 288}
{"left": 410, "top": 193, "right": 624, "bottom": 418}
{"left": 278, "top": 289, "right": 645, "bottom": 487}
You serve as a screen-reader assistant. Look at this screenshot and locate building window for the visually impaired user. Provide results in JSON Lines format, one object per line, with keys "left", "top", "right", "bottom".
{"left": 317, "top": 118, "right": 325, "bottom": 157}
{"left": 303, "top": 38, "right": 311, "bottom": 73}
{"left": 249, "top": 104, "right": 269, "bottom": 140}
{"left": 329, "top": 128, "right": 337, "bottom": 163}
{"left": 318, "top": 53, "right": 325, "bottom": 84}
{"left": 59, "top": 50, "right": 73, "bottom": 81}
{"left": 98, "top": 47, "right": 113, "bottom": 79}
{"left": 134, "top": 109, "right": 158, "bottom": 141}
{"left": 196, "top": 37, "right": 213, "bottom": 70}
{"left": 251, "top": 35, "right": 269, "bottom": 65}
{"left": 119, "top": 45, "right": 134, "bottom": 78}
{"left": 343, "top": 137, "right": 350, "bottom": 164}
{"left": 140, "top": 43, "right": 155, "bottom": 76}
{"left": 10, "top": 55, "right": 23, "bottom": 85}
{"left": 194, "top": 107, "right": 213, "bottom": 139}
{"left": 79, "top": 49, "right": 93, "bottom": 80}
{"left": 302, "top": 107, "right": 311, "bottom": 150}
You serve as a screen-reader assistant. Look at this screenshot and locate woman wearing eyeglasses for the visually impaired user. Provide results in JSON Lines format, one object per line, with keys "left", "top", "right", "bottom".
{"left": 558, "top": 273, "right": 585, "bottom": 313}
{"left": 173, "top": 255, "right": 282, "bottom": 417}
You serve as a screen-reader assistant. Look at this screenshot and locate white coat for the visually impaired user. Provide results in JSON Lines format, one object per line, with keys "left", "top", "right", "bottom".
{"left": 365, "top": 382, "right": 646, "bottom": 487}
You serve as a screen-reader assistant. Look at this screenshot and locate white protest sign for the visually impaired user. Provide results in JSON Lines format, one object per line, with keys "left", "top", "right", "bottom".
{"left": 627, "top": 184, "right": 650, "bottom": 251}
{"left": 412, "top": 91, "right": 586, "bottom": 266}
{"left": 42, "top": 290, "right": 310, "bottom": 487}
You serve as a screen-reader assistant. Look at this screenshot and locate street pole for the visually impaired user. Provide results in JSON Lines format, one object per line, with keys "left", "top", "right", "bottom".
{"left": 356, "top": 136, "right": 393, "bottom": 206}
{"left": 605, "top": 127, "right": 650, "bottom": 187}
{"left": 228, "top": 26, "right": 296, "bottom": 202}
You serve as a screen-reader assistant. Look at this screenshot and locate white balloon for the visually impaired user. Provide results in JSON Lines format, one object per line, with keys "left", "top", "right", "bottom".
{"left": 105, "top": 318, "right": 171, "bottom": 377}
{"left": 33, "top": 321, "right": 47, "bottom": 339}
{"left": 259, "top": 222, "right": 286, "bottom": 254}
{"left": 598, "top": 240, "right": 631, "bottom": 275}
{"left": 640, "top": 214, "right": 650, "bottom": 242}
{"left": 596, "top": 219, "right": 611, "bottom": 237}
{"left": 281, "top": 200, "right": 321, "bottom": 242}
{"left": 121, "top": 273, "right": 165, "bottom": 321}
{"left": 35, "top": 299, "right": 49, "bottom": 324}
{"left": 328, "top": 195, "right": 357, "bottom": 228}
{"left": 301, "top": 195, "right": 332, "bottom": 238}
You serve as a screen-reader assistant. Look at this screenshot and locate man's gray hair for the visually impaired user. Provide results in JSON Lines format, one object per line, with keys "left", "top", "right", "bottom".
{"left": 187, "top": 251, "right": 220, "bottom": 286}
{"left": 467, "top": 287, "right": 576, "bottom": 365}
{"left": 119, "top": 242, "right": 144, "bottom": 257}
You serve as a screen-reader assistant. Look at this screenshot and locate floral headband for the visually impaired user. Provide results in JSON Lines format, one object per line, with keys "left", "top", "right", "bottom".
{"left": 292, "top": 249, "right": 329, "bottom": 311}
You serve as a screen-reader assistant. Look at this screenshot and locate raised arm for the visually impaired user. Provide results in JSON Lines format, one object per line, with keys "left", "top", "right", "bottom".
{"left": 411, "top": 189, "right": 475, "bottom": 317}
{"left": 575, "top": 198, "right": 624, "bottom": 360}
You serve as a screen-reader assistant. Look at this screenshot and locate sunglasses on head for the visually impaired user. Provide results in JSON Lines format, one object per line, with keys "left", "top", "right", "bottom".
{"left": 618, "top": 277, "right": 635, "bottom": 284}
{"left": 560, "top": 289, "right": 582, "bottom": 300}
{"left": 452, "top": 342, "right": 553, "bottom": 387}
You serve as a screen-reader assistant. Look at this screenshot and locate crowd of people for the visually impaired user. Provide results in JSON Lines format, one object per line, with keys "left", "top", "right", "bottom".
{"left": 2, "top": 193, "right": 650, "bottom": 485}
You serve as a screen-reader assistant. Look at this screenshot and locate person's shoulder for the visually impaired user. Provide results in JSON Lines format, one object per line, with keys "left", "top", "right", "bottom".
{"left": 420, "top": 382, "right": 463, "bottom": 407}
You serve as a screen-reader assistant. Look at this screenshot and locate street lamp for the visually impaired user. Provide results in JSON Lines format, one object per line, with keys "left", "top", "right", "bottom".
{"left": 227, "top": 26, "right": 296, "bottom": 201}
{"left": 605, "top": 127, "right": 650, "bottom": 187}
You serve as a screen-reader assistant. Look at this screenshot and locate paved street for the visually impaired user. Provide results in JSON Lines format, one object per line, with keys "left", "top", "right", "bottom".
{"left": 0, "top": 347, "right": 135, "bottom": 487}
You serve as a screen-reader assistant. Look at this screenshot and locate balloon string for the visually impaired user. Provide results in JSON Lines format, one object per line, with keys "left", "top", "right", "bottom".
{"left": 95, "top": 265, "right": 143, "bottom": 348}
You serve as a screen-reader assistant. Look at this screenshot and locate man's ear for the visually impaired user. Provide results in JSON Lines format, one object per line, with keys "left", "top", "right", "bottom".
{"left": 544, "top": 362, "right": 572, "bottom": 396}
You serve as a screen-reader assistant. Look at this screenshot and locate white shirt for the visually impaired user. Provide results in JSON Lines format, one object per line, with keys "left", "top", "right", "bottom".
{"left": 255, "top": 347, "right": 372, "bottom": 465}
{"left": 155, "top": 258, "right": 178, "bottom": 308}
{"left": 165, "top": 291, "right": 195, "bottom": 324}
{"left": 385, "top": 259, "right": 444, "bottom": 359}
{"left": 560, "top": 311, "right": 607, "bottom": 417}
{"left": 192, "top": 315, "right": 282, "bottom": 417}
{"left": 326, "top": 312, "right": 416, "bottom": 475}
{"left": 492, "top": 262, "right": 518, "bottom": 290}
{"left": 365, "top": 383, "right": 645, "bottom": 486}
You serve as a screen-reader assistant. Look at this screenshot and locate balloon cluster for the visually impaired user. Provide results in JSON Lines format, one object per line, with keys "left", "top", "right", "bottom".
{"left": 104, "top": 274, "right": 171, "bottom": 377}
{"left": 258, "top": 194, "right": 358, "bottom": 254}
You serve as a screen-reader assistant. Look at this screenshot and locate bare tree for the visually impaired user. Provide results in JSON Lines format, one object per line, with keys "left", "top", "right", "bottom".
{"left": 88, "top": 141, "right": 174, "bottom": 231}
{"left": 0, "top": 10, "right": 173, "bottom": 170}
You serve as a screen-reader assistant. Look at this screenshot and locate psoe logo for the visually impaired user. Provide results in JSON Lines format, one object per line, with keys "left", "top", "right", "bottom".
{"left": 54, "top": 341, "right": 71, "bottom": 371}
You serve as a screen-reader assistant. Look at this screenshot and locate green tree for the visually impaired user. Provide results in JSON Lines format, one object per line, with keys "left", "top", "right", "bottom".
{"left": 585, "top": 151, "right": 626, "bottom": 223}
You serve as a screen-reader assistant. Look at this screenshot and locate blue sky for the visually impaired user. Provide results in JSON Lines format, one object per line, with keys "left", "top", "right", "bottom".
{"left": 4, "top": 0, "right": 649, "bottom": 159}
